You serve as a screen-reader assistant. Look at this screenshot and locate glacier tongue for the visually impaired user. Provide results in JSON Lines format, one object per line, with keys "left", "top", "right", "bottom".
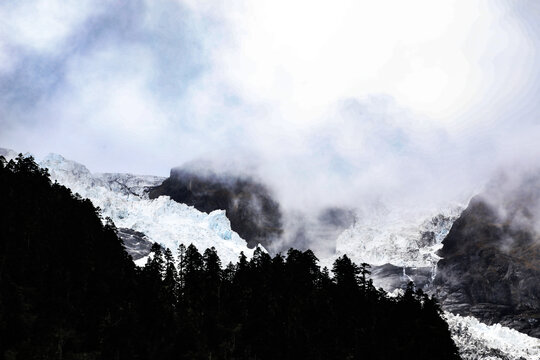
{"left": 39, "top": 153, "right": 257, "bottom": 265}
{"left": 446, "top": 312, "right": 540, "bottom": 360}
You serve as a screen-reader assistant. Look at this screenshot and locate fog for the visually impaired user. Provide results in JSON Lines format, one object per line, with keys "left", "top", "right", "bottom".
{"left": 1, "top": 0, "right": 540, "bottom": 235}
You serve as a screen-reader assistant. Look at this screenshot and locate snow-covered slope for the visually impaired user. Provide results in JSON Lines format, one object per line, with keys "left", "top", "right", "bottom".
{"left": 39, "top": 153, "right": 257, "bottom": 265}
{"left": 0, "top": 148, "right": 18, "bottom": 161}
{"left": 447, "top": 312, "right": 540, "bottom": 360}
{"left": 335, "top": 203, "right": 463, "bottom": 268}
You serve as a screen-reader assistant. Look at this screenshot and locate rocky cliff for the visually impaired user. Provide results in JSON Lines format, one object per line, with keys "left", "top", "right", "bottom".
{"left": 434, "top": 171, "right": 540, "bottom": 337}
{"left": 149, "top": 167, "right": 284, "bottom": 249}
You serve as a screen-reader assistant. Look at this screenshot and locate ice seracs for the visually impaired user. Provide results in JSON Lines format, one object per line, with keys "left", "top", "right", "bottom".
{"left": 446, "top": 312, "right": 540, "bottom": 360}
{"left": 335, "top": 203, "right": 464, "bottom": 268}
{"left": 39, "top": 153, "right": 258, "bottom": 265}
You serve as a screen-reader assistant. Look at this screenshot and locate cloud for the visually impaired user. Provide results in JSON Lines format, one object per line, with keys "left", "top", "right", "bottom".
{"left": 1, "top": 0, "right": 540, "bottom": 232}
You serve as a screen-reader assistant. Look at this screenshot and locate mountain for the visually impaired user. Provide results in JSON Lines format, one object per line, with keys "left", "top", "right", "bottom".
{"left": 2, "top": 148, "right": 539, "bottom": 358}
{"left": 336, "top": 205, "right": 462, "bottom": 268}
{"left": 434, "top": 170, "right": 540, "bottom": 337}
{"left": 148, "top": 166, "right": 284, "bottom": 249}
{"left": 150, "top": 167, "right": 359, "bottom": 256}
{"left": 321, "top": 203, "right": 464, "bottom": 293}
{"left": 0, "top": 155, "right": 463, "bottom": 359}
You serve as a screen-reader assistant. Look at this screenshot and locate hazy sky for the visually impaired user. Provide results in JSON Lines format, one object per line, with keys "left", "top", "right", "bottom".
{"left": 1, "top": 0, "right": 540, "bottom": 209}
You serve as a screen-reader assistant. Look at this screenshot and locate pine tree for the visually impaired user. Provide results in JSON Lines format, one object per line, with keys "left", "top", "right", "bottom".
{"left": 177, "top": 243, "right": 186, "bottom": 292}
{"left": 184, "top": 244, "right": 203, "bottom": 276}
{"left": 145, "top": 242, "right": 165, "bottom": 278}
{"left": 163, "top": 248, "right": 179, "bottom": 304}
{"left": 203, "top": 247, "right": 222, "bottom": 283}
{"left": 332, "top": 255, "right": 360, "bottom": 289}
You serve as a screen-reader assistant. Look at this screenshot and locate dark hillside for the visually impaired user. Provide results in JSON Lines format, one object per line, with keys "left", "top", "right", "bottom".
{"left": 0, "top": 155, "right": 138, "bottom": 358}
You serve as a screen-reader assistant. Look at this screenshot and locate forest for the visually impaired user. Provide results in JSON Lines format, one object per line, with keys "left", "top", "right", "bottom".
{"left": 0, "top": 155, "right": 460, "bottom": 359}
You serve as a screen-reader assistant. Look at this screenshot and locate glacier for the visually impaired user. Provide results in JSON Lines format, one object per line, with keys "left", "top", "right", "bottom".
{"left": 447, "top": 312, "right": 540, "bottom": 360}
{"left": 335, "top": 203, "right": 464, "bottom": 268}
{"left": 39, "top": 153, "right": 258, "bottom": 265}
{"left": 317, "top": 202, "right": 464, "bottom": 289}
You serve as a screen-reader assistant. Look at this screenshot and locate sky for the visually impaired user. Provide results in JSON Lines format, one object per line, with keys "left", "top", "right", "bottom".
{"left": 1, "top": 0, "right": 540, "bottom": 211}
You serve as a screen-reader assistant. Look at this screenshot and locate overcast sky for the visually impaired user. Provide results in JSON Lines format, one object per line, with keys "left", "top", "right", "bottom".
{"left": 1, "top": 0, "right": 540, "bottom": 210}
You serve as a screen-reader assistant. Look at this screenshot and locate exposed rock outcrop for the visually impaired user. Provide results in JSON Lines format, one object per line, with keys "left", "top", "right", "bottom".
{"left": 117, "top": 228, "right": 153, "bottom": 260}
{"left": 149, "top": 167, "right": 283, "bottom": 249}
{"left": 434, "top": 171, "right": 540, "bottom": 337}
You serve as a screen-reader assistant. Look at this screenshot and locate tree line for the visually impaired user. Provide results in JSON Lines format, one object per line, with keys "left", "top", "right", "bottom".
{"left": 0, "top": 155, "right": 460, "bottom": 359}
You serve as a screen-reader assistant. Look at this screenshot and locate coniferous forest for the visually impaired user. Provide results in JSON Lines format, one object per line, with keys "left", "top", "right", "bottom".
{"left": 0, "top": 155, "right": 460, "bottom": 359}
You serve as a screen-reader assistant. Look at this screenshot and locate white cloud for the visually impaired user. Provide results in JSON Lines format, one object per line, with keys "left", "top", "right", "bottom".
{"left": 206, "top": 0, "right": 496, "bottom": 122}
{"left": 0, "top": 0, "right": 102, "bottom": 53}
{"left": 1, "top": 0, "right": 539, "bottom": 219}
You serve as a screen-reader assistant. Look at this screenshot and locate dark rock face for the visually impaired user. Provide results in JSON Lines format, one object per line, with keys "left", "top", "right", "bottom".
{"left": 117, "top": 228, "right": 153, "bottom": 260}
{"left": 420, "top": 213, "right": 458, "bottom": 248}
{"left": 434, "top": 171, "right": 540, "bottom": 338}
{"left": 149, "top": 168, "right": 283, "bottom": 249}
{"left": 371, "top": 263, "right": 434, "bottom": 292}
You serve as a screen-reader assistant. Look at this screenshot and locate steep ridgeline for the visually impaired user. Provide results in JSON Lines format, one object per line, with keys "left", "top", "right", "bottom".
{"left": 434, "top": 171, "right": 540, "bottom": 338}
{"left": 149, "top": 167, "right": 284, "bottom": 249}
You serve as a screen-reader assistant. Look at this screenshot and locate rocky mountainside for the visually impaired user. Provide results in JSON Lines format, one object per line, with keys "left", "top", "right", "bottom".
{"left": 148, "top": 167, "right": 284, "bottom": 249}
{"left": 434, "top": 171, "right": 540, "bottom": 338}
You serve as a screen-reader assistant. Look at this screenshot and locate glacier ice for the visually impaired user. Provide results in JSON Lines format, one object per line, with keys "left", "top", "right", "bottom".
{"left": 39, "top": 153, "right": 257, "bottom": 265}
{"left": 333, "top": 203, "right": 464, "bottom": 268}
{"left": 446, "top": 312, "right": 540, "bottom": 360}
